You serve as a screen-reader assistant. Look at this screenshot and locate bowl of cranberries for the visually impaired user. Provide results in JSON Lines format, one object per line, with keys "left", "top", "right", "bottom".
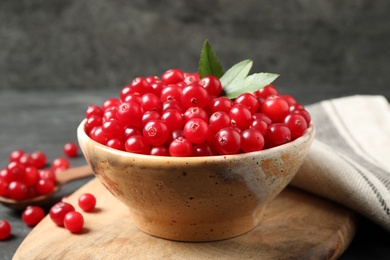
{"left": 77, "top": 67, "right": 314, "bottom": 242}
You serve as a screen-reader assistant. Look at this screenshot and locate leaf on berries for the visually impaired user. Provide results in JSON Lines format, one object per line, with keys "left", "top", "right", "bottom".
{"left": 223, "top": 72, "right": 280, "bottom": 99}
{"left": 220, "top": 59, "right": 253, "bottom": 88}
{"left": 198, "top": 40, "right": 224, "bottom": 79}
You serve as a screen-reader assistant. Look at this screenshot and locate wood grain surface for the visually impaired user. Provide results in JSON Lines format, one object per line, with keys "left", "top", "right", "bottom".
{"left": 13, "top": 178, "right": 357, "bottom": 260}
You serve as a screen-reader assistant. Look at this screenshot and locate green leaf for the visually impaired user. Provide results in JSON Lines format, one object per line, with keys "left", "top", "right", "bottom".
{"left": 223, "top": 72, "right": 280, "bottom": 99}
{"left": 198, "top": 40, "right": 224, "bottom": 79}
{"left": 220, "top": 59, "right": 253, "bottom": 88}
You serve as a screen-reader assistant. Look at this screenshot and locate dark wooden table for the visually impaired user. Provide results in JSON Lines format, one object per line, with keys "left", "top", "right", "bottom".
{"left": 1, "top": 89, "right": 389, "bottom": 259}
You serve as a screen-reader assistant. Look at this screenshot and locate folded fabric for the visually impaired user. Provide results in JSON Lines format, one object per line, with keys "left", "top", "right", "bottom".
{"left": 291, "top": 95, "right": 390, "bottom": 231}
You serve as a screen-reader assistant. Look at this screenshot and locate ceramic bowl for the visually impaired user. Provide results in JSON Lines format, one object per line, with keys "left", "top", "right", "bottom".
{"left": 77, "top": 120, "right": 315, "bottom": 242}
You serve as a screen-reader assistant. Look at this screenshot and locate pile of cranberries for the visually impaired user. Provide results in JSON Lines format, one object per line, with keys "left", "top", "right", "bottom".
{"left": 85, "top": 69, "right": 311, "bottom": 157}
{"left": 0, "top": 193, "right": 96, "bottom": 240}
{"left": 0, "top": 143, "right": 78, "bottom": 202}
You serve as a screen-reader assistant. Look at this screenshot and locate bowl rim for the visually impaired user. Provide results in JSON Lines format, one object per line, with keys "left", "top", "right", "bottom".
{"left": 77, "top": 119, "right": 315, "bottom": 163}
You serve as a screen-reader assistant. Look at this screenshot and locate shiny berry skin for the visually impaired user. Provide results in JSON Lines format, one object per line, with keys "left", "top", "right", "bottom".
{"left": 192, "top": 142, "right": 217, "bottom": 156}
{"left": 214, "top": 127, "right": 241, "bottom": 155}
{"left": 183, "top": 107, "right": 209, "bottom": 123}
{"left": 117, "top": 101, "right": 143, "bottom": 128}
{"left": 162, "top": 100, "right": 185, "bottom": 113}
{"left": 49, "top": 202, "right": 75, "bottom": 227}
{"left": 209, "top": 111, "right": 231, "bottom": 134}
{"left": 128, "top": 77, "right": 153, "bottom": 95}
{"left": 141, "top": 111, "right": 161, "bottom": 127}
{"left": 51, "top": 157, "right": 70, "bottom": 172}
{"left": 183, "top": 118, "right": 209, "bottom": 144}
{"left": 261, "top": 96, "right": 290, "bottom": 123}
{"left": 125, "top": 135, "right": 150, "bottom": 154}
{"left": 229, "top": 104, "right": 252, "bottom": 131}
{"left": 64, "top": 211, "right": 84, "bottom": 233}
{"left": 150, "top": 146, "right": 170, "bottom": 156}
{"left": 181, "top": 84, "right": 209, "bottom": 109}
{"left": 250, "top": 118, "right": 268, "bottom": 136}
{"left": 106, "top": 138, "right": 125, "bottom": 150}
{"left": 0, "top": 179, "right": 8, "bottom": 196}
{"left": 264, "top": 123, "right": 292, "bottom": 148}
{"left": 143, "top": 120, "right": 169, "bottom": 146}
{"left": 35, "top": 179, "right": 55, "bottom": 195}
{"left": 141, "top": 93, "right": 162, "bottom": 112}
{"left": 22, "top": 206, "right": 45, "bottom": 226}
{"left": 291, "top": 109, "right": 312, "bottom": 125}
{"left": 234, "top": 93, "right": 259, "bottom": 114}
{"left": 254, "top": 84, "right": 278, "bottom": 99}
{"left": 284, "top": 113, "right": 308, "bottom": 140}
{"left": 102, "top": 97, "right": 120, "bottom": 111}
{"left": 7, "top": 162, "right": 25, "bottom": 182}
{"left": 199, "top": 75, "right": 222, "bottom": 96}
{"left": 63, "top": 142, "right": 78, "bottom": 157}
{"left": 85, "top": 105, "right": 103, "bottom": 118}
{"left": 240, "top": 128, "right": 265, "bottom": 153}
{"left": 161, "top": 109, "right": 184, "bottom": 131}
{"left": 89, "top": 126, "right": 107, "bottom": 145}
{"left": 30, "top": 151, "right": 47, "bottom": 168}
{"left": 39, "top": 168, "right": 56, "bottom": 182}
{"left": 161, "top": 69, "right": 185, "bottom": 85}
{"left": 8, "top": 181, "right": 29, "bottom": 200}
{"left": 102, "top": 119, "right": 124, "bottom": 140}
{"left": 160, "top": 84, "right": 182, "bottom": 102}
{"left": 21, "top": 166, "right": 39, "bottom": 187}
{"left": 9, "top": 150, "right": 26, "bottom": 163}
{"left": 0, "top": 220, "right": 11, "bottom": 240}
{"left": 169, "top": 137, "right": 193, "bottom": 157}
{"left": 85, "top": 116, "right": 103, "bottom": 135}
{"left": 209, "top": 96, "right": 233, "bottom": 114}
{"left": 78, "top": 193, "right": 96, "bottom": 212}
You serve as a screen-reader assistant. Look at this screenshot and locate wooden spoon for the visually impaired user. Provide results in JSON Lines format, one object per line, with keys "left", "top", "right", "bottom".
{"left": 0, "top": 165, "right": 93, "bottom": 210}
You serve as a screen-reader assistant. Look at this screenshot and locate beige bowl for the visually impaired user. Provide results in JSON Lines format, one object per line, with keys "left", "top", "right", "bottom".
{"left": 77, "top": 120, "right": 315, "bottom": 242}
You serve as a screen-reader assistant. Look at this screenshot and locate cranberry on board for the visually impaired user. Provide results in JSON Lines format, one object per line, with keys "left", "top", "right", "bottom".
{"left": 49, "top": 201, "right": 75, "bottom": 227}
{"left": 63, "top": 211, "right": 84, "bottom": 233}
{"left": 78, "top": 193, "right": 97, "bottom": 212}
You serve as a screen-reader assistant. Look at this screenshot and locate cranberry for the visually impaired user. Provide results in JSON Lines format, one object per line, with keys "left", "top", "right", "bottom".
{"left": 30, "top": 151, "right": 47, "bottom": 168}
{"left": 265, "top": 123, "right": 292, "bottom": 148}
{"left": 181, "top": 84, "right": 209, "bottom": 109}
{"left": 183, "top": 118, "right": 209, "bottom": 144}
{"left": 214, "top": 127, "right": 241, "bottom": 155}
{"left": 125, "top": 135, "right": 150, "bottom": 154}
{"left": 161, "top": 69, "right": 185, "bottom": 85}
{"left": 143, "top": 120, "right": 169, "bottom": 146}
{"left": 284, "top": 113, "right": 308, "bottom": 140}
{"left": 0, "top": 220, "right": 11, "bottom": 240}
{"left": 169, "top": 137, "right": 193, "bottom": 157}
{"left": 8, "top": 181, "right": 29, "bottom": 200}
{"left": 50, "top": 202, "right": 75, "bottom": 227}
{"left": 240, "top": 128, "right": 265, "bottom": 153}
{"left": 22, "top": 206, "right": 45, "bottom": 226}
{"left": 78, "top": 193, "right": 97, "bottom": 212}
{"left": 63, "top": 142, "right": 78, "bottom": 157}
{"left": 51, "top": 158, "right": 70, "bottom": 172}
{"left": 64, "top": 211, "right": 84, "bottom": 233}
{"left": 261, "top": 96, "right": 290, "bottom": 123}
{"left": 199, "top": 75, "right": 222, "bottom": 96}
{"left": 9, "top": 150, "right": 25, "bottom": 163}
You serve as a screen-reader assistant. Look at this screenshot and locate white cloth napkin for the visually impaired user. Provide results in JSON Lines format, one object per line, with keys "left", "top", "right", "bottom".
{"left": 291, "top": 95, "right": 390, "bottom": 231}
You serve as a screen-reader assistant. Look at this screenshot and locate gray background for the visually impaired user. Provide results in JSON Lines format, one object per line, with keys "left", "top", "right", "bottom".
{"left": 1, "top": 0, "right": 390, "bottom": 101}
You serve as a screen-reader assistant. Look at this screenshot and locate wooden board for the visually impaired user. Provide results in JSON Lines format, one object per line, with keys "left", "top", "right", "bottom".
{"left": 13, "top": 178, "right": 357, "bottom": 260}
